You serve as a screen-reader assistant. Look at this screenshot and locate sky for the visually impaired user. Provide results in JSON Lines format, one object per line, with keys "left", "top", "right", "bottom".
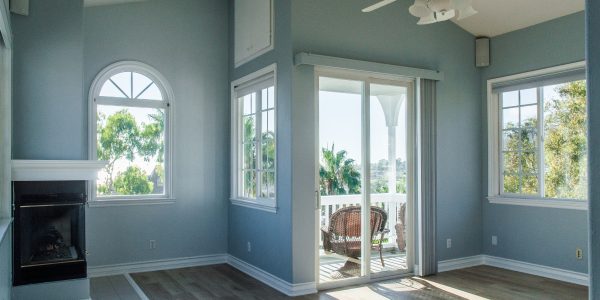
{"left": 319, "top": 90, "right": 408, "bottom": 166}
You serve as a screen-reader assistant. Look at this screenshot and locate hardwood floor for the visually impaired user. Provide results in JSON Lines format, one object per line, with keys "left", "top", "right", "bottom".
{"left": 92, "top": 264, "right": 588, "bottom": 299}
{"left": 90, "top": 275, "right": 142, "bottom": 300}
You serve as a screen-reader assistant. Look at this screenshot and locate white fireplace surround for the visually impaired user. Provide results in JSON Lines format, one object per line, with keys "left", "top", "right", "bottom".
{"left": 11, "top": 160, "right": 107, "bottom": 181}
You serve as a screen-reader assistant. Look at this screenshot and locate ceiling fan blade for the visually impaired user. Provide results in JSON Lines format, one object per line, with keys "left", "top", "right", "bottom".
{"left": 362, "top": 0, "right": 397, "bottom": 12}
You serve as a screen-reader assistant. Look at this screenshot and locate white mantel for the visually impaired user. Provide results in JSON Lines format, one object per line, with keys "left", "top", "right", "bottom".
{"left": 11, "top": 160, "right": 107, "bottom": 181}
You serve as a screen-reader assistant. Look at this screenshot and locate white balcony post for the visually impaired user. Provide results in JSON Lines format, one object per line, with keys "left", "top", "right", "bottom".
{"left": 377, "top": 95, "right": 405, "bottom": 245}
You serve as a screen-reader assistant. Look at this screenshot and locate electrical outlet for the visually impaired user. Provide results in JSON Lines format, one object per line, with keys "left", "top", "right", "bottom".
{"left": 446, "top": 238, "right": 452, "bottom": 249}
{"left": 492, "top": 236, "right": 498, "bottom": 246}
{"left": 247, "top": 241, "right": 252, "bottom": 252}
{"left": 576, "top": 248, "right": 583, "bottom": 260}
{"left": 150, "top": 240, "right": 156, "bottom": 250}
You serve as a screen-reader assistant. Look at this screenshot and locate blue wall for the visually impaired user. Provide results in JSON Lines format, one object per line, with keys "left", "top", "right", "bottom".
{"left": 83, "top": 0, "right": 230, "bottom": 266}
{"left": 12, "top": 0, "right": 85, "bottom": 160}
{"left": 12, "top": 0, "right": 230, "bottom": 267}
{"left": 0, "top": 229, "right": 11, "bottom": 300}
{"left": 585, "top": 0, "right": 600, "bottom": 297}
{"left": 290, "top": 0, "right": 483, "bottom": 282}
{"left": 227, "top": 0, "right": 295, "bottom": 283}
{"left": 481, "top": 12, "right": 588, "bottom": 273}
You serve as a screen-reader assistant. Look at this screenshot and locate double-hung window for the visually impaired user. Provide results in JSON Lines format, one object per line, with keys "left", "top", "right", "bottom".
{"left": 89, "top": 61, "right": 173, "bottom": 205}
{"left": 488, "top": 62, "right": 587, "bottom": 209}
{"left": 231, "top": 65, "right": 277, "bottom": 211}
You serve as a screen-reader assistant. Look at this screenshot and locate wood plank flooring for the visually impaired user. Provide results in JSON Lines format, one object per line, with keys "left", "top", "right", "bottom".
{"left": 90, "top": 275, "right": 142, "bottom": 300}
{"left": 92, "top": 264, "right": 588, "bottom": 299}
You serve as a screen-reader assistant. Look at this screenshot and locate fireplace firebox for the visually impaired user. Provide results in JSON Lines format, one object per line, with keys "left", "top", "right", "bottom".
{"left": 13, "top": 181, "right": 87, "bottom": 286}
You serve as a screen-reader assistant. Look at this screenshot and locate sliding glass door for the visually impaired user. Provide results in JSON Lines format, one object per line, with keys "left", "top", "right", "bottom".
{"left": 317, "top": 71, "right": 414, "bottom": 288}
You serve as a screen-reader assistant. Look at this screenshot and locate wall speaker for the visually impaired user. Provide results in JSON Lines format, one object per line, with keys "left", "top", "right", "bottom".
{"left": 10, "top": 0, "right": 29, "bottom": 16}
{"left": 475, "top": 37, "right": 490, "bottom": 68}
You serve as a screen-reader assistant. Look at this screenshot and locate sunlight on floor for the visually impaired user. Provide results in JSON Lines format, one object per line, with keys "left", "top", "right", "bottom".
{"left": 322, "top": 276, "right": 491, "bottom": 300}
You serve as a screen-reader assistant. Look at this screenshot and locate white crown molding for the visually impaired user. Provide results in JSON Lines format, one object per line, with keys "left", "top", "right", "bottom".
{"left": 227, "top": 255, "right": 317, "bottom": 297}
{"left": 87, "top": 254, "right": 228, "bottom": 278}
{"left": 11, "top": 160, "right": 107, "bottom": 181}
{"left": 438, "top": 255, "right": 589, "bottom": 286}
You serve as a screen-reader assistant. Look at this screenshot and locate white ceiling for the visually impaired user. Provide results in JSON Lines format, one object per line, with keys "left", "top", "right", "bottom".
{"left": 83, "top": 0, "right": 147, "bottom": 7}
{"left": 451, "top": 0, "right": 585, "bottom": 37}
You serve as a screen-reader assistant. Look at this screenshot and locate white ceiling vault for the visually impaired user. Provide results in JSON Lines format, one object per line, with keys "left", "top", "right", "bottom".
{"left": 452, "top": 0, "right": 585, "bottom": 37}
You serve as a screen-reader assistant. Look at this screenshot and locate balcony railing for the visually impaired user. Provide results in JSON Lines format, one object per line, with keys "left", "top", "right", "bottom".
{"left": 320, "top": 193, "right": 406, "bottom": 249}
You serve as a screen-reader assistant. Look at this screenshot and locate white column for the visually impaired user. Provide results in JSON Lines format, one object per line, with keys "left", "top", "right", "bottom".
{"left": 377, "top": 95, "right": 405, "bottom": 246}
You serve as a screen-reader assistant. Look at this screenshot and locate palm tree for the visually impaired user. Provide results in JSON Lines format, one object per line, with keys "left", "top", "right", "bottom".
{"left": 319, "top": 145, "right": 361, "bottom": 195}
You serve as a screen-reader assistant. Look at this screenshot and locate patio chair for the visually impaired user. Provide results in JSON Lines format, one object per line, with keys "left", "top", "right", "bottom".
{"left": 321, "top": 206, "right": 389, "bottom": 267}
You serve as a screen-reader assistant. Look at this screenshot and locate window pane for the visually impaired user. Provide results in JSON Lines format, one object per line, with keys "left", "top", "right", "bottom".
{"left": 520, "top": 88, "right": 537, "bottom": 105}
{"left": 503, "top": 152, "right": 519, "bottom": 174}
{"left": 502, "top": 91, "right": 519, "bottom": 107}
{"left": 110, "top": 72, "right": 132, "bottom": 98}
{"left": 520, "top": 105, "right": 537, "bottom": 127}
{"left": 136, "top": 83, "right": 163, "bottom": 100}
{"left": 262, "top": 89, "right": 269, "bottom": 110}
{"left": 132, "top": 72, "right": 153, "bottom": 98}
{"left": 267, "top": 171, "right": 275, "bottom": 198}
{"left": 521, "top": 152, "right": 537, "bottom": 173}
{"left": 243, "top": 142, "right": 256, "bottom": 170}
{"left": 521, "top": 128, "right": 537, "bottom": 152}
{"left": 261, "top": 114, "right": 275, "bottom": 171}
{"left": 502, "top": 107, "right": 519, "bottom": 129}
{"left": 100, "top": 81, "right": 128, "bottom": 98}
{"left": 543, "top": 81, "right": 587, "bottom": 199}
{"left": 96, "top": 105, "right": 165, "bottom": 196}
{"left": 268, "top": 86, "right": 275, "bottom": 109}
{"left": 502, "top": 130, "right": 519, "bottom": 151}
{"left": 522, "top": 175, "right": 539, "bottom": 195}
{"left": 242, "top": 115, "right": 255, "bottom": 142}
{"left": 503, "top": 173, "right": 519, "bottom": 193}
{"left": 243, "top": 171, "right": 256, "bottom": 198}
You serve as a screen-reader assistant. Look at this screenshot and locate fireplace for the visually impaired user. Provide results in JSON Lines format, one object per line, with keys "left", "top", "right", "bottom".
{"left": 13, "top": 181, "right": 87, "bottom": 286}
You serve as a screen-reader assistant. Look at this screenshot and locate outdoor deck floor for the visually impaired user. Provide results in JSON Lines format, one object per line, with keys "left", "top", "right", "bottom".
{"left": 319, "top": 252, "right": 408, "bottom": 283}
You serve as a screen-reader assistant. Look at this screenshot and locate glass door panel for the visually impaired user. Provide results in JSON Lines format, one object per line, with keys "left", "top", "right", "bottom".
{"left": 318, "top": 76, "right": 365, "bottom": 283}
{"left": 369, "top": 83, "right": 410, "bottom": 275}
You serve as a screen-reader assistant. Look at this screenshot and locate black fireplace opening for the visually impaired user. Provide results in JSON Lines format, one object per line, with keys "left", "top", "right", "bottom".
{"left": 13, "top": 181, "right": 87, "bottom": 286}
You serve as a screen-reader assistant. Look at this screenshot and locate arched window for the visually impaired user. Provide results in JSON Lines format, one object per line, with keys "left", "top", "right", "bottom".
{"left": 89, "top": 61, "right": 173, "bottom": 203}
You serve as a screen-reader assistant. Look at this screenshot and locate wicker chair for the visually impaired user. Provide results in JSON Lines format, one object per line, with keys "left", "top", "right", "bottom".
{"left": 321, "top": 206, "right": 389, "bottom": 267}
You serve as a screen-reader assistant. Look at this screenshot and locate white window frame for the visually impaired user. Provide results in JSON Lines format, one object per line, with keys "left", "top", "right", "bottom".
{"left": 487, "top": 61, "right": 587, "bottom": 210}
{"left": 88, "top": 61, "right": 175, "bottom": 207}
{"left": 230, "top": 64, "right": 277, "bottom": 212}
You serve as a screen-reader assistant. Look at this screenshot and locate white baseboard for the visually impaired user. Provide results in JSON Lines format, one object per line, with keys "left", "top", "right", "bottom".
{"left": 227, "top": 255, "right": 317, "bottom": 297}
{"left": 481, "top": 255, "right": 589, "bottom": 286}
{"left": 438, "top": 255, "right": 484, "bottom": 272}
{"left": 87, "top": 254, "right": 228, "bottom": 277}
{"left": 438, "top": 255, "right": 589, "bottom": 286}
{"left": 87, "top": 254, "right": 316, "bottom": 297}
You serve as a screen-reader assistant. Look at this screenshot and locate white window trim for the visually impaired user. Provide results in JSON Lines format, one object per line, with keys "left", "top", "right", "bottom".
{"left": 487, "top": 61, "right": 587, "bottom": 210}
{"left": 230, "top": 63, "right": 277, "bottom": 212}
{"left": 88, "top": 61, "right": 175, "bottom": 206}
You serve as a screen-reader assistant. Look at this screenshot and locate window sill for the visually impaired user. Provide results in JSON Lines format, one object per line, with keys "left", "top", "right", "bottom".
{"left": 88, "top": 198, "right": 176, "bottom": 207}
{"left": 488, "top": 196, "right": 588, "bottom": 210}
{"left": 0, "top": 217, "right": 12, "bottom": 243}
{"left": 230, "top": 198, "right": 277, "bottom": 213}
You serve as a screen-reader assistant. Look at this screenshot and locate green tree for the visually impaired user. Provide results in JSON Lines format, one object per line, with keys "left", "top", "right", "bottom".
{"left": 114, "top": 166, "right": 154, "bottom": 195}
{"left": 97, "top": 110, "right": 142, "bottom": 193}
{"left": 544, "top": 81, "right": 587, "bottom": 199}
{"left": 96, "top": 109, "right": 165, "bottom": 196}
{"left": 319, "top": 145, "right": 361, "bottom": 196}
{"left": 502, "top": 81, "right": 587, "bottom": 199}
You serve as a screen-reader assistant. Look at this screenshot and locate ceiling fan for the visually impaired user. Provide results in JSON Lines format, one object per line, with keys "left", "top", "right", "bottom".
{"left": 362, "top": 0, "right": 478, "bottom": 25}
